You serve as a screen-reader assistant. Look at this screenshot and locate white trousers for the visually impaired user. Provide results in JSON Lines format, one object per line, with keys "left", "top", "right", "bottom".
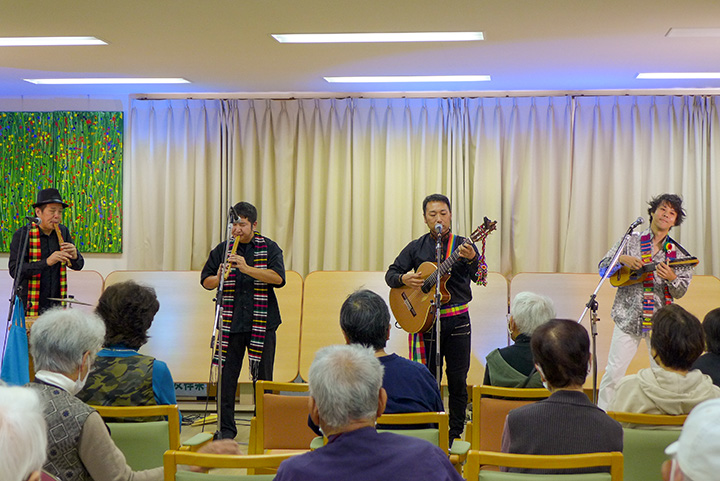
{"left": 597, "top": 324, "right": 657, "bottom": 410}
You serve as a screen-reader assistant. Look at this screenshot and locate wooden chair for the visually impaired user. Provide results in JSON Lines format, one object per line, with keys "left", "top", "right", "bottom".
{"left": 248, "top": 381, "right": 316, "bottom": 456}
{"left": 311, "top": 412, "right": 470, "bottom": 474}
{"left": 606, "top": 411, "right": 686, "bottom": 481}
{"left": 377, "top": 411, "right": 470, "bottom": 473}
{"left": 469, "top": 385, "right": 551, "bottom": 451}
{"left": 92, "top": 404, "right": 212, "bottom": 471}
{"left": 376, "top": 411, "right": 449, "bottom": 451}
{"left": 163, "top": 450, "right": 300, "bottom": 481}
{"left": 465, "top": 450, "right": 624, "bottom": 480}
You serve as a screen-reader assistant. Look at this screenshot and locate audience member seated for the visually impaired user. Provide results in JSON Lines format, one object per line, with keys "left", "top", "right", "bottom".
{"left": 692, "top": 307, "right": 720, "bottom": 387}
{"left": 27, "top": 307, "right": 238, "bottom": 481}
{"left": 308, "top": 289, "right": 443, "bottom": 436}
{"left": 483, "top": 291, "right": 555, "bottom": 388}
{"left": 662, "top": 398, "right": 720, "bottom": 481}
{"left": 77, "top": 280, "right": 179, "bottom": 422}
{"left": 501, "top": 319, "right": 623, "bottom": 474}
{"left": 608, "top": 304, "right": 720, "bottom": 420}
{"left": 276, "top": 344, "right": 462, "bottom": 481}
{"left": 0, "top": 383, "right": 47, "bottom": 481}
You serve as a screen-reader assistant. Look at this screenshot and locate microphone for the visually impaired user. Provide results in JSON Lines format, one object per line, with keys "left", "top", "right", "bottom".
{"left": 25, "top": 216, "right": 40, "bottom": 224}
{"left": 628, "top": 217, "right": 644, "bottom": 231}
{"left": 435, "top": 223, "right": 442, "bottom": 234}
{"left": 229, "top": 206, "right": 238, "bottom": 222}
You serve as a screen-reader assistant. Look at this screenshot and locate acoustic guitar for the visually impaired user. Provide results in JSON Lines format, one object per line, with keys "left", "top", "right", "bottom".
{"left": 610, "top": 257, "right": 699, "bottom": 287}
{"left": 389, "top": 217, "right": 497, "bottom": 334}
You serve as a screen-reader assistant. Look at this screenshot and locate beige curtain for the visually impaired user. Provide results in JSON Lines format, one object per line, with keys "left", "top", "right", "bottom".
{"left": 128, "top": 95, "right": 719, "bottom": 277}
{"left": 566, "top": 96, "right": 715, "bottom": 275}
{"left": 128, "top": 99, "right": 223, "bottom": 270}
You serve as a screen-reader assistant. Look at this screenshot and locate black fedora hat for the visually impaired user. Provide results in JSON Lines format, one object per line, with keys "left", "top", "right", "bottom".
{"left": 33, "top": 188, "right": 69, "bottom": 209}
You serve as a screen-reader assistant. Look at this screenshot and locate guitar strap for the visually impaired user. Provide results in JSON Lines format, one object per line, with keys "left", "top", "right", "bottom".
{"left": 640, "top": 233, "right": 674, "bottom": 334}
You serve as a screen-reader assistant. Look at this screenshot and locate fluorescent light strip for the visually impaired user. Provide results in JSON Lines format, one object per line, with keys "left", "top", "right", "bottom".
{"left": 0, "top": 36, "right": 106, "bottom": 46}
{"left": 325, "top": 75, "right": 491, "bottom": 83}
{"left": 24, "top": 78, "right": 191, "bottom": 85}
{"left": 666, "top": 28, "right": 720, "bottom": 38}
{"left": 637, "top": 72, "right": 720, "bottom": 80}
{"left": 273, "top": 32, "right": 484, "bottom": 43}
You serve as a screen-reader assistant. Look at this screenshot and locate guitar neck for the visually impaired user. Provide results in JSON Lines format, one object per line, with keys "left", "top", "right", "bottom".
{"left": 644, "top": 257, "right": 698, "bottom": 273}
{"left": 422, "top": 239, "right": 471, "bottom": 290}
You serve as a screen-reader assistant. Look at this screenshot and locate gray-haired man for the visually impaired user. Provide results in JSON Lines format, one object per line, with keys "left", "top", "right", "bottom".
{"left": 276, "top": 344, "right": 462, "bottom": 481}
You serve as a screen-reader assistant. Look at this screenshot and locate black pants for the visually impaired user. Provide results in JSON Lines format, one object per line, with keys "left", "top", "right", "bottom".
{"left": 219, "top": 329, "right": 276, "bottom": 439}
{"left": 423, "top": 312, "right": 471, "bottom": 440}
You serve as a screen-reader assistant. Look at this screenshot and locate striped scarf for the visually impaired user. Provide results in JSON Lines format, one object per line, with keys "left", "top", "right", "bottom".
{"left": 214, "top": 233, "right": 269, "bottom": 381}
{"left": 640, "top": 233, "right": 674, "bottom": 333}
{"left": 27, "top": 224, "right": 66, "bottom": 317}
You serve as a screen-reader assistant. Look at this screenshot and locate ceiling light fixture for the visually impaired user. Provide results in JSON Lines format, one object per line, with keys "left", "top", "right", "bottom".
{"left": 325, "top": 75, "right": 491, "bottom": 83}
{"left": 273, "top": 32, "right": 484, "bottom": 43}
{"left": 637, "top": 72, "right": 720, "bottom": 79}
{"left": 666, "top": 28, "right": 720, "bottom": 38}
{"left": 24, "top": 77, "right": 191, "bottom": 85}
{"left": 0, "top": 36, "right": 107, "bottom": 46}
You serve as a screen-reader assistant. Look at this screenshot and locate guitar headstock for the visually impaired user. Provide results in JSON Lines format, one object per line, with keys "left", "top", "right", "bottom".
{"left": 470, "top": 217, "right": 497, "bottom": 243}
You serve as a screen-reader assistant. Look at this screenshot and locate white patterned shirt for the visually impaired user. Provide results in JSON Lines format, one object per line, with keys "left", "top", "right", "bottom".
{"left": 598, "top": 229, "right": 693, "bottom": 337}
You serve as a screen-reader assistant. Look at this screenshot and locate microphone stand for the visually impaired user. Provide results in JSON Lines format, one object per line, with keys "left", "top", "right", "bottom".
{"left": 208, "top": 209, "right": 236, "bottom": 439}
{"left": 1, "top": 219, "right": 33, "bottom": 366}
{"left": 578, "top": 222, "right": 638, "bottom": 404}
{"left": 434, "top": 228, "right": 443, "bottom": 387}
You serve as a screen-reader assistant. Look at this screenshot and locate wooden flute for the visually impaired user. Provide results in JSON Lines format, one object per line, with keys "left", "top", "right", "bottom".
{"left": 54, "top": 224, "right": 68, "bottom": 266}
{"left": 223, "top": 236, "right": 239, "bottom": 279}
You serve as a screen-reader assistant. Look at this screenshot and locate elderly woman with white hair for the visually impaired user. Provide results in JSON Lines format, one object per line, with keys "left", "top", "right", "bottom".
{"left": 0, "top": 383, "right": 48, "bottom": 481}
{"left": 27, "top": 307, "right": 164, "bottom": 481}
{"left": 483, "top": 291, "right": 556, "bottom": 388}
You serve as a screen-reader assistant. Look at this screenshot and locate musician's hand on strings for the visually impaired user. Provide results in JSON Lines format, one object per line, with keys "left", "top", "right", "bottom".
{"left": 401, "top": 272, "right": 424, "bottom": 289}
{"left": 656, "top": 261, "right": 677, "bottom": 282}
{"left": 47, "top": 250, "right": 71, "bottom": 267}
{"left": 458, "top": 243, "right": 477, "bottom": 260}
{"left": 60, "top": 242, "right": 78, "bottom": 260}
{"left": 619, "top": 255, "right": 643, "bottom": 270}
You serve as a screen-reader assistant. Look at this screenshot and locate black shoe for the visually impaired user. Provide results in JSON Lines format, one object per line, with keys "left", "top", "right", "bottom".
{"left": 214, "top": 430, "right": 236, "bottom": 440}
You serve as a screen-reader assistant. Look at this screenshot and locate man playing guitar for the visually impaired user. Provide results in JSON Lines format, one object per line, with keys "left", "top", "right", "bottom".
{"left": 597, "top": 193, "right": 695, "bottom": 410}
{"left": 385, "top": 194, "right": 483, "bottom": 443}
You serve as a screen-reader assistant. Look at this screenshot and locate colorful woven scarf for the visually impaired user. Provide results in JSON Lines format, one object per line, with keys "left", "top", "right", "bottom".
{"left": 214, "top": 233, "right": 269, "bottom": 381}
{"left": 476, "top": 235, "right": 489, "bottom": 286}
{"left": 640, "top": 233, "right": 674, "bottom": 333}
{"left": 26, "top": 225, "right": 66, "bottom": 317}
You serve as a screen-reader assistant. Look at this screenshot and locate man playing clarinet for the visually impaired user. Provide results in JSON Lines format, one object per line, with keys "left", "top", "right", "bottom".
{"left": 201, "top": 201, "right": 286, "bottom": 440}
{"left": 8, "top": 188, "right": 84, "bottom": 316}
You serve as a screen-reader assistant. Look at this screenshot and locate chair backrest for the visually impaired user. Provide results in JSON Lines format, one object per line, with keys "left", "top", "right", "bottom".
{"left": 91, "top": 404, "right": 181, "bottom": 471}
{"left": 375, "top": 411, "right": 450, "bottom": 454}
{"left": 605, "top": 411, "right": 687, "bottom": 427}
{"left": 164, "top": 450, "right": 299, "bottom": 481}
{"left": 465, "top": 450, "right": 623, "bottom": 481}
{"left": 471, "top": 386, "right": 550, "bottom": 451}
{"left": 250, "top": 381, "right": 316, "bottom": 454}
{"left": 606, "top": 411, "right": 685, "bottom": 481}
